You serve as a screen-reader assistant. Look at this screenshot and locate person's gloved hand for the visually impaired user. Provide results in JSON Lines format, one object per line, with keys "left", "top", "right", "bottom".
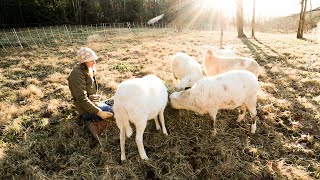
{"left": 97, "top": 110, "right": 113, "bottom": 120}
{"left": 89, "top": 94, "right": 101, "bottom": 102}
{"left": 104, "top": 98, "right": 114, "bottom": 106}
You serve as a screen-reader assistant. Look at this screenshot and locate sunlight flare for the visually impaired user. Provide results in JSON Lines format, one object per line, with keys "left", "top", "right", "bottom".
{"left": 203, "top": 0, "right": 235, "bottom": 17}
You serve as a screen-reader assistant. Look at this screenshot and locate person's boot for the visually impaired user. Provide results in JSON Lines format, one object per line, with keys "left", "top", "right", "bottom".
{"left": 86, "top": 117, "right": 114, "bottom": 146}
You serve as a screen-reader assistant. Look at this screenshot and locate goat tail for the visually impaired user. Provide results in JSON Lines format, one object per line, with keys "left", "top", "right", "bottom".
{"left": 114, "top": 104, "right": 133, "bottom": 138}
{"left": 123, "top": 119, "right": 133, "bottom": 138}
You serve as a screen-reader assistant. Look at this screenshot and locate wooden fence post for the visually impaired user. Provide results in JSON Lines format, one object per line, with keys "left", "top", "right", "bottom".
{"left": 49, "top": 26, "right": 56, "bottom": 45}
{"left": 64, "top": 25, "right": 72, "bottom": 44}
{"left": 3, "top": 29, "right": 14, "bottom": 48}
{"left": 35, "top": 27, "right": 45, "bottom": 47}
{"left": 27, "top": 27, "right": 37, "bottom": 46}
{"left": 0, "top": 40, "right": 7, "bottom": 52}
{"left": 42, "top": 27, "right": 51, "bottom": 46}
{"left": 18, "top": 28, "right": 30, "bottom": 48}
{"left": 56, "top": 25, "right": 62, "bottom": 40}
{"left": 13, "top": 28, "right": 23, "bottom": 48}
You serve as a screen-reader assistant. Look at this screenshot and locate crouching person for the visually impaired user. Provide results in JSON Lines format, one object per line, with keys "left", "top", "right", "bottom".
{"left": 68, "top": 47, "right": 114, "bottom": 146}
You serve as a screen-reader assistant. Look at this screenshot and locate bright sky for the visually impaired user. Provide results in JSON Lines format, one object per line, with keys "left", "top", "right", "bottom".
{"left": 204, "top": 0, "right": 320, "bottom": 19}
{"left": 246, "top": 0, "right": 320, "bottom": 18}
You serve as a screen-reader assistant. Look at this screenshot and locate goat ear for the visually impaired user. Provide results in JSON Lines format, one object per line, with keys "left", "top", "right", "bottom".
{"left": 180, "top": 90, "right": 190, "bottom": 99}
{"left": 169, "top": 92, "right": 179, "bottom": 99}
{"left": 205, "top": 49, "right": 213, "bottom": 61}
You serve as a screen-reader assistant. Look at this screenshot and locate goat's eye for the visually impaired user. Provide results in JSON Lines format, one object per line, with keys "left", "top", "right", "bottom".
{"left": 184, "top": 87, "right": 191, "bottom": 90}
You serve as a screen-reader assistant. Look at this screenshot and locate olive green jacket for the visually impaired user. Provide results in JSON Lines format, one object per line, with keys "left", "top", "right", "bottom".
{"left": 68, "top": 63, "right": 100, "bottom": 116}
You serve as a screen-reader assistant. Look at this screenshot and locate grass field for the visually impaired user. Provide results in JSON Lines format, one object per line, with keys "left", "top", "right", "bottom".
{"left": 0, "top": 29, "right": 319, "bottom": 179}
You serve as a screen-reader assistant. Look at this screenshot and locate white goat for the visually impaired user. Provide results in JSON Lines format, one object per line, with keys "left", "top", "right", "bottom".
{"left": 113, "top": 74, "right": 168, "bottom": 161}
{"left": 202, "top": 49, "right": 259, "bottom": 78}
{"left": 170, "top": 70, "right": 259, "bottom": 136}
{"left": 171, "top": 52, "right": 204, "bottom": 90}
{"left": 203, "top": 45, "right": 237, "bottom": 57}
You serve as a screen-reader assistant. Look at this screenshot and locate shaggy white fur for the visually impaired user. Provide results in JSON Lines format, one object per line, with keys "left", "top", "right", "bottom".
{"left": 170, "top": 70, "right": 259, "bottom": 136}
{"left": 171, "top": 52, "right": 204, "bottom": 90}
{"left": 202, "top": 49, "right": 259, "bottom": 78}
{"left": 113, "top": 74, "right": 168, "bottom": 160}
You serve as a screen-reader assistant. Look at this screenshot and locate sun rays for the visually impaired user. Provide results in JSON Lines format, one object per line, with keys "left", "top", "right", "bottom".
{"left": 172, "top": 0, "right": 236, "bottom": 29}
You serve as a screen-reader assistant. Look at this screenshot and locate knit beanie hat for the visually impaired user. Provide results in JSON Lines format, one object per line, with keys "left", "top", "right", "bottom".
{"left": 77, "top": 47, "right": 98, "bottom": 63}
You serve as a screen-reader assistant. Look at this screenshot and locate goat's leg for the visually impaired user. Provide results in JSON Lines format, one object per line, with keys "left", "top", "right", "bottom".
{"left": 209, "top": 109, "right": 218, "bottom": 136}
{"left": 237, "top": 104, "right": 247, "bottom": 122}
{"left": 159, "top": 109, "right": 168, "bottom": 135}
{"left": 135, "top": 122, "right": 148, "bottom": 160}
{"left": 246, "top": 100, "right": 258, "bottom": 134}
{"left": 119, "top": 127, "right": 126, "bottom": 161}
{"left": 154, "top": 116, "right": 160, "bottom": 130}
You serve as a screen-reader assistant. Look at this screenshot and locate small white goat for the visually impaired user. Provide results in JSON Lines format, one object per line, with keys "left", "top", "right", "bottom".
{"left": 170, "top": 70, "right": 259, "bottom": 136}
{"left": 202, "top": 49, "right": 259, "bottom": 78}
{"left": 171, "top": 52, "right": 204, "bottom": 90}
{"left": 203, "top": 45, "right": 237, "bottom": 57}
{"left": 113, "top": 74, "right": 168, "bottom": 161}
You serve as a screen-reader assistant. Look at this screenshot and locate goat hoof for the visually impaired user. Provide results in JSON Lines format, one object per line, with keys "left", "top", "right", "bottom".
{"left": 211, "top": 129, "right": 217, "bottom": 137}
{"left": 121, "top": 156, "right": 126, "bottom": 161}
{"left": 141, "top": 156, "right": 149, "bottom": 160}
{"left": 251, "top": 123, "right": 257, "bottom": 134}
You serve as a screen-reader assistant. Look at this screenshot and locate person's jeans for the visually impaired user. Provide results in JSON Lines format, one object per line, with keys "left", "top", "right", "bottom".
{"left": 81, "top": 100, "right": 113, "bottom": 121}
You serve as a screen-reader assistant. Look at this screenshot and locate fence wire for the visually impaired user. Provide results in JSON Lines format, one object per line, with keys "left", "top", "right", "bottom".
{"left": 0, "top": 22, "right": 221, "bottom": 51}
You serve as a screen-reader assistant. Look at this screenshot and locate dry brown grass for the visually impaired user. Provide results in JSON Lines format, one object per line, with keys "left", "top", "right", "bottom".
{"left": 0, "top": 29, "right": 319, "bottom": 179}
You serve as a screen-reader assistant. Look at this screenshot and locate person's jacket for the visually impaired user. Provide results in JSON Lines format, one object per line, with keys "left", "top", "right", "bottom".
{"left": 68, "top": 63, "right": 100, "bottom": 116}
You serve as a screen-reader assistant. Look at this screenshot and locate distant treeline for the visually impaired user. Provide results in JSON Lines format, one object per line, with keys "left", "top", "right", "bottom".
{"left": 2, "top": 0, "right": 252, "bottom": 29}
{"left": 0, "top": 0, "right": 178, "bottom": 28}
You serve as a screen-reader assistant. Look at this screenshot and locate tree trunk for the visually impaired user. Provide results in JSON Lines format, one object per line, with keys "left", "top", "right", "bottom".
{"left": 297, "top": 0, "right": 307, "bottom": 39}
{"left": 301, "top": 0, "right": 308, "bottom": 35}
{"left": 176, "top": 0, "right": 182, "bottom": 32}
{"left": 72, "top": 0, "right": 83, "bottom": 24}
{"left": 219, "top": 9, "right": 224, "bottom": 48}
{"left": 310, "top": 0, "right": 312, "bottom": 28}
{"left": 236, "top": 0, "right": 246, "bottom": 37}
{"left": 251, "top": 0, "right": 256, "bottom": 38}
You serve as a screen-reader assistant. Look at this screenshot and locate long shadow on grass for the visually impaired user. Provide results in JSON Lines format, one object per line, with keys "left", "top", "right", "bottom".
{"left": 0, "top": 103, "right": 119, "bottom": 179}
{"left": 241, "top": 38, "right": 320, "bottom": 178}
{"left": 241, "top": 38, "right": 319, "bottom": 107}
{"left": 244, "top": 38, "right": 312, "bottom": 72}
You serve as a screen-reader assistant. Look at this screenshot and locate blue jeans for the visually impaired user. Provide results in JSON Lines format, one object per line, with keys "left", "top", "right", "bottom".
{"left": 81, "top": 100, "right": 113, "bottom": 121}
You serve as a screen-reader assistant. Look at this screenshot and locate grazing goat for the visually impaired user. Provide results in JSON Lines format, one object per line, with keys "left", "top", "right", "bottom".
{"left": 170, "top": 70, "right": 259, "bottom": 136}
{"left": 113, "top": 75, "right": 168, "bottom": 160}
{"left": 202, "top": 49, "right": 259, "bottom": 78}
{"left": 204, "top": 45, "right": 237, "bottom": 57}
{"left": 171, "top": 52, "right": 204, "bottom": 90}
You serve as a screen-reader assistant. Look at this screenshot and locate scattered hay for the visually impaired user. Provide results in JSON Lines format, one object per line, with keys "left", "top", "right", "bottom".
{"left": 87, "top": 34, "right": 103, "bottom": 43}
{"left": 19, "top": 84, "right": 44, "bottom": 98}
{"left": 46, "top": 72, "right": 66, "bottom": 83}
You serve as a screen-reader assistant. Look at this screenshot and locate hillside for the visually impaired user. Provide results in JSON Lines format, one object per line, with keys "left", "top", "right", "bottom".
{"left": 259, "top": 7, "right": 320, "bottom": 33}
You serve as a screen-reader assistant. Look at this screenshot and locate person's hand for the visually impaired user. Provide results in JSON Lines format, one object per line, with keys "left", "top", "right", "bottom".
{"left": 104, "top": 98, "right": 114, "bottom": 106}
{"left": 97, "top": 110, "right": 113, "bottom": 119}
{"left": 89, "top": 94, "right": 100, "bottom": 102}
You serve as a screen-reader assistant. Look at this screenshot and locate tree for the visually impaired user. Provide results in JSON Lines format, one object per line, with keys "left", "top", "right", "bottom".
{"left": 309, "top": 0, "right": 313, "bottom": 29}
{"left": 251, "top": 0, "right": 256, "bottom": 38}
{"left": 297, "top": 0, "right": 308, "bottom": 39}
{"left": 0, "top": 0, "right": 176, "bottom": 27}
{"left": 71, "top": 0, "right": 84, "bottom": 24}
{"left": 175, "top": 0, "right": 182, "bottom": 32}
{"left": 235, "top": 0, "right": 246, "bottom": 37}
{"left": 219, "top": 9, "right": 225, "bottom": 48}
